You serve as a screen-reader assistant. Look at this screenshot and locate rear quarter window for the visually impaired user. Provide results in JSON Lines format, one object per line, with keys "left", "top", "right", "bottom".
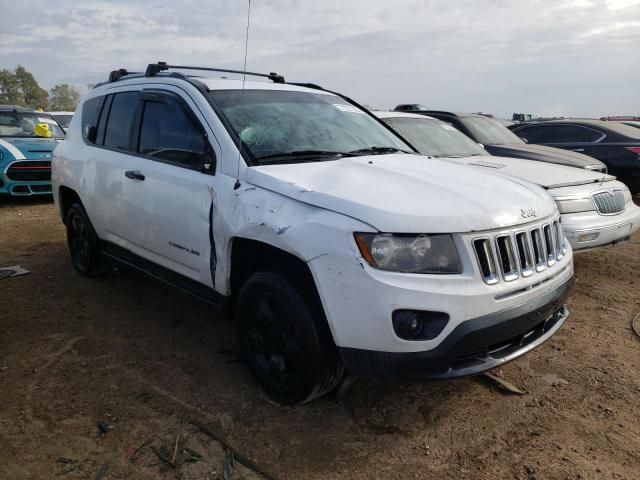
{"left": 81, "top": 96, "right": 105, "bottom": 143}
{"left": 103, "top": 92, "right": 139, "bottom": 150}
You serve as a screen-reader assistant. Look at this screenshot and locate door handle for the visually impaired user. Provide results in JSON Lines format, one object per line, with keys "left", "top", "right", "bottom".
{"left": 125, "top": 170, "right": 145, "bottom": 181}
{"left": 572, "top": 148, "right": 585, "bottom": 152}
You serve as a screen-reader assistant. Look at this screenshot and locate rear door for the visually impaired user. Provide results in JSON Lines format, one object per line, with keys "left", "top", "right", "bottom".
{"left": 117, "top": 89, "right": 218, "bottom": 286}
{"left": 90, "top": 91, "right": 141, "bottom": 242}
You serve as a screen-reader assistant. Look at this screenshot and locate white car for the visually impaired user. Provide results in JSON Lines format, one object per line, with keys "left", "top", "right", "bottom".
{"left": 46, "top": 111, "right": 74, "bottom": 131}
{"left": 52, "top": 63, "right": 574, "bottom": 404}
{"left": 376, "top": 111, "right": 640, "bottom": 251}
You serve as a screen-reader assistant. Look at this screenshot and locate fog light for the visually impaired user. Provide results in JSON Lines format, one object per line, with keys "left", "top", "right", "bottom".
{"left": 392, "top": 310, "right": 449, "bottom": 341}
{"left": 578, "top": 232, "right": 599, "bottom": 243}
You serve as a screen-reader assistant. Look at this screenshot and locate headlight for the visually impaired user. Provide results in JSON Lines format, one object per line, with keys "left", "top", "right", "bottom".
{"left": 354, "top": 233, "right": 462, "bottom": 273}
{"left": 622, "top": 187, "right": 632, "bottom": 204}
{"left": 556, "top": 197, "right": 594, "bottom": 214}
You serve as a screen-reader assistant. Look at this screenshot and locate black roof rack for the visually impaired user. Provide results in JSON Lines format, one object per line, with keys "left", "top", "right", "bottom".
{"left": 144, "top": 62, "right": 285, "bottom": 83}
{"left": 108, "top": 69, "right": 139, "bottom": 82}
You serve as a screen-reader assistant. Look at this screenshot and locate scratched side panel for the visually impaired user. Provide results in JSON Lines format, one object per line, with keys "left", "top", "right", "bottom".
{"left": 210, "top": 174, "right": 374, "bottom": 296}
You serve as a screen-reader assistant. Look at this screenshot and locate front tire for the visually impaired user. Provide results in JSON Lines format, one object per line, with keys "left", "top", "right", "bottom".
{"left": 236, "top": 270, "right": 344, "bottom": 405}
{"left": 65, "top": 203, "right": 103, "bottom": 276}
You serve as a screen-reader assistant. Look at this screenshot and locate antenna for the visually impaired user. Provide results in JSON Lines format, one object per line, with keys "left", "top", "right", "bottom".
{"left": 234, "top": 0, "right": 252, "bottom": 190}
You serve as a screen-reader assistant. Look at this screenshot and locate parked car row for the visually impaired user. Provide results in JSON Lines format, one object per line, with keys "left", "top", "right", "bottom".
{"left": 375, "top": 111, "right": 640, "bottom": 251}
{"left": 508, "top": 119, "right": 640, "bottom": 193}
{"left": 406, "top": 110, "right": 609, "bottom": 173}
{"left": 3, "top": 64, "right": 638, "bottom": 404}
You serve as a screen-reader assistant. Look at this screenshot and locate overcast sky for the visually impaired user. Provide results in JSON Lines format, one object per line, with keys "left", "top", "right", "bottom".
{"left": 1, "top": 0, "right": 638, "bottom": 118}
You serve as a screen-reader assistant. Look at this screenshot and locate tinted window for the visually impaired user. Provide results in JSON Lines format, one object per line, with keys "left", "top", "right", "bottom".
{"left": 383, "top": 117, "right": 487, "bottom": 158}
{"left": 81, "top": 97, "right": 104, "bottom": 143}
{"left": 526, "top": 125, "right": 603, "bottom": 143}
{"left": 138, "top": 99, "right": 206, "bottom": 168}
{"left": 512, "top": 125, "right": 547, "bottom": 143}
{"left": 210, "top": 89, "right": 410, "bottom": 165}
{"left": 103, "top": 92, "right": 138, "bottom": 150}
{"left": 461, "top": 116, "right": 524, "bottom": 145}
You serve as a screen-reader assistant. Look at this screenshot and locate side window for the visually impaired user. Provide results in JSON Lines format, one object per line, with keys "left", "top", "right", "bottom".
{"left": 103, "top": 92, "right": 139, "bottom": 150}
{"left": 535, "top": 125, "right": 602, "bottom": 143}
{"left": 563, "top": 125, "right": 602, "bottom": 143}
{"left": 96, "top": 95, "right": 113, "bottom": 145}
{"left": 138, "top": 98, "right": 206, "bottom": 169}
{"left": 81, "top": 96, "right": 105, "bottom": 143}
{"left": 514, "top": 125, "right": 546, "bottom": 143}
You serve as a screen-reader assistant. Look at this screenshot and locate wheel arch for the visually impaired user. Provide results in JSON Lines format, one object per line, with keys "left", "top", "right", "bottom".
{"left": 58, "top": 186, "right": 83, "bottom": 224}
{"left": 229, "top": 237, "right": 316, "bottom": 301}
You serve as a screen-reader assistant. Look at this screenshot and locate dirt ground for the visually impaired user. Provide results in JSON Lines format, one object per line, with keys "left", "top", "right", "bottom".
{"left": 0, "top": 197, "right": 639, "bottom": 480}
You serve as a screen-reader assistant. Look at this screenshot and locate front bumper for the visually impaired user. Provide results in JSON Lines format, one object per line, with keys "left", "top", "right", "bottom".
{"left": 309, "top": 240, "right": 573, "bottom": 353}
{"left": 0, "top": 179, "right": 52, "bottom": 196}
{"left": 339, "top": 275, "right": 573, "bottom": 379}
{"left": 562, "top": 205, "right": 640, "bottom": 251}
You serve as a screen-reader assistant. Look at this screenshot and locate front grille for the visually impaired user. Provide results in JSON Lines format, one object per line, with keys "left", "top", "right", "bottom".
{"left": 5, "top": 161, "right": 51, "bottom": 181}
{"left": 474, "top": 217, "right": 566, "bottom": 285}
{"left": 592, "top": 190, "right": 625, "bottom": 215}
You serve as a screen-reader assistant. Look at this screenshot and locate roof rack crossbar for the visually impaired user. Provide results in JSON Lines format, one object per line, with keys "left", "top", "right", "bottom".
{"left": 145, "top": 62, "right": 285, "bottom": 83}
{"left": 108, "top": 69, "right": 139, "bottom": 83}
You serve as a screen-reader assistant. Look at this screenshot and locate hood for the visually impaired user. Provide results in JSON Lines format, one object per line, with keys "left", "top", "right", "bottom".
{"left": 486, "top": 143, "right": 605, "bottom": 169}
{"left": 246, "top": 154, "right": 557, "bottom": 233}
{"left": 0, "top": 137, "right": 57, "bottom": 162}
{"left": 452, "top": 155, "right": 614, "bottom": 189}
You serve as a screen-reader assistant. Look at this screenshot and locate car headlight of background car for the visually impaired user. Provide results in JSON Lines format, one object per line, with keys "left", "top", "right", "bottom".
{"left": 354, "top": 233, "right": 462, "bottom": 273}
{"left": 556, "top": 197, "right": 594, "bottom": 214}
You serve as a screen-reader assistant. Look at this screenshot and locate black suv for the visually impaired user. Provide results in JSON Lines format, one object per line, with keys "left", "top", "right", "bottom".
{"left": 419, "top": 111, "right": 607, "bottom": 174}
{"left": 509, "top": 119, "right": 640, "bottom": 193}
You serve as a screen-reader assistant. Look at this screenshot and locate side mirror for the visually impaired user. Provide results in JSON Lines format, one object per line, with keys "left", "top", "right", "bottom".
{"left": 521, "top": 137, "right": 528, "bottom": 143}
{"left": 201, "top": 140, "right": 216, "bottom": 175}
{"left": 84, "top": 124, "right": 97, "bottom": 143}
{"left": 477, "top": 143, "right": 485, "bottom": 149}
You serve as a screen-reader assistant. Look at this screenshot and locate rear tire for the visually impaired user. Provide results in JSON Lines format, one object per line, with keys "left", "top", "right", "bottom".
{"left": 236, "top": 270, "right": 344, "bottom": 405}
{"left": 65, "top": 203, "right": 103, "bottom": 276}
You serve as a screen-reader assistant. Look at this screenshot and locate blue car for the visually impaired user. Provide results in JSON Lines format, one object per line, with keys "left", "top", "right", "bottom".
{"left": 0, "top": 105, "right": 65, "bottom": 196}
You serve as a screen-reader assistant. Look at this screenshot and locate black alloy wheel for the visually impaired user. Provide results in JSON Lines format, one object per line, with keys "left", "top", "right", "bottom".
{"left": 236, "top": 270, "right": 344, "bottom": 405}
{"left": 65, "top": 204, "right": 102, "bottom": 276}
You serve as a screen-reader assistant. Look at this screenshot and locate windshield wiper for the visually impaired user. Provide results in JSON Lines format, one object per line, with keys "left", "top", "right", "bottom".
{"left": 255, "top": 150, "right": 356, "bottom": 164}
{"left": 348, "top": 146, "right": 412, "bottom": 155}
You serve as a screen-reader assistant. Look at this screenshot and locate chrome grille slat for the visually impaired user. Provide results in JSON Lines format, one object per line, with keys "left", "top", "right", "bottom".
{"left": 530, "top": 228, "right": 546, "bottom": 272}
{"left": 558, "top": 219, "right": 567, "bottom": 256}
{"left": 543, "top": 224, "right": 556, "bottom": 266}
{"left": 514, "top": 232, "right": 534, "bottom": 277}
{"left": 592, "top": 190, "right": 625, "bottom": 215}
{"left": 473, "top": 238, "right": 499, "bottom": 285}
{"left": 496, "top": 235, "right": 519, "bottom": 281}
{"left": 553, "top": 220, "right": 563, "bottom": 260}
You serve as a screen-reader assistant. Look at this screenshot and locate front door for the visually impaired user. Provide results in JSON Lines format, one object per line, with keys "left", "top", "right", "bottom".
{"left": 118, "top": 90, "right": 218, "bottom": 287}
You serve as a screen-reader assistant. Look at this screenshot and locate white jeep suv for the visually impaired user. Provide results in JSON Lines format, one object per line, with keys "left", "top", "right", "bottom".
{"left": 52, "top": 63, "right": 574, "bottom": 404}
